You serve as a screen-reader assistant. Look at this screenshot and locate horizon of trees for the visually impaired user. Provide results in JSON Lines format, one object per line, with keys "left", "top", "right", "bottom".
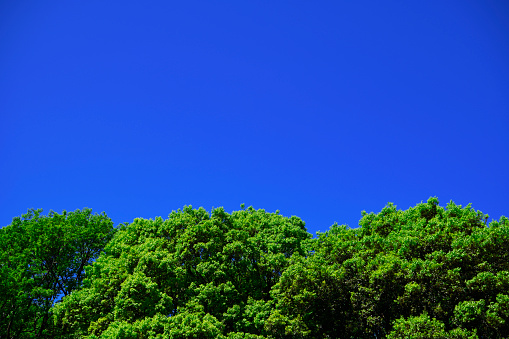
{"left": 1, "top": 198, "right": 508, "bottom": 338}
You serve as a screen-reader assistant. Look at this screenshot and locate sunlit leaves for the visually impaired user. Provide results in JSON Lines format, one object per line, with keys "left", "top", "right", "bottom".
{"left": 11, "top": 198, "right": 507, "bottom": 337}
{"left": 270, "top": 198, "right": 509, "bottom": 338}
{"left": 54, "top": 206, "right": 310, "bottom": 338}
{"left": 0, "top": 208, "right": 115, "bottom": 339}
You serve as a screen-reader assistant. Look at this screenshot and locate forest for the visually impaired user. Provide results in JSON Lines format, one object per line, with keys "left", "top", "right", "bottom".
{"left": 1, "top": 198, "right": 508, "bottom": 338}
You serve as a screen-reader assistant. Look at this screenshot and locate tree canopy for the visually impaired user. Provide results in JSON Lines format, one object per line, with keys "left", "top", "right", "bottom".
{"left": 268, "top": 198, "right": 509, "bottom": 338}
{"left": 2, "top": 199, "right": 508, "bottom": 338}
{"left": 53, "top": 206, "right": 310, "bottom": 338}
{"left": 0, "top": 208, "right": 115, "bottom": 339}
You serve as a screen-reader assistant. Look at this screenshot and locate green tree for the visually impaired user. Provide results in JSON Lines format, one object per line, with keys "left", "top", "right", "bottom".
{"left": 387, "top": 312, "right": 478, "bottom": 339}
{"left": 43, "top": 199, "right": 509, "bottom": 338}
{"left": 269, "top": 198, "right": 509, "bottom": 338}
{"left": 53, "top": 206, "right": 310, "bottom": 338}
{"left": 0, "top": 208, "right": 115, "bottom": 339}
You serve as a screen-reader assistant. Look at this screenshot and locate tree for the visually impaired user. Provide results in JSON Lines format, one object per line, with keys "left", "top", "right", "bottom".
{"left": 387, "top": 312, "right": 478, "bottom": 339}
{"left": 269, "top": 198, "right": 509, "bottom": 338}
{"left": 23, "top": 198, "right": 508, "bottom": 338}
{"left": 0, "top": 208, "right": 115, "bottom": 339}
{"left": 53, "top": 206, "right": 311, "bottom": 338}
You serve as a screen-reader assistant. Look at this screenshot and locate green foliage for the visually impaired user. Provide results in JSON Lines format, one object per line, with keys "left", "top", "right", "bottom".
{"left": 4, "top": 199, "right": 508, "bottom": 338}
{"left": 387, "top": 312, "right": 478, "bottom": 339}
{"left": 53, "top": 206, "right": 310, "bottom": 338}
{"left": 0, "top": 208, "right": 115, "bottom": 339}
{"left": 269, "top": 198, "right": 509, "bottom": 338}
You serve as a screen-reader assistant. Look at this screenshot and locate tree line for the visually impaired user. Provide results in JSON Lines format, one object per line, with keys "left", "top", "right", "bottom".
{"left": 1, "top": 198, "right": 508, "bottom": 338}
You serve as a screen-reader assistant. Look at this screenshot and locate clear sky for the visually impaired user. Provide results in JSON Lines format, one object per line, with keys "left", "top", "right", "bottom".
{"left": 1, "top": 1, "right": 508, "bottom": 234}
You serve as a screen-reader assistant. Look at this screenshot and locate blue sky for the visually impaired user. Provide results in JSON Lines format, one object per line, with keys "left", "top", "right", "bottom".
{"left": 1, "top": 1, "right": 508, "bottom": 234}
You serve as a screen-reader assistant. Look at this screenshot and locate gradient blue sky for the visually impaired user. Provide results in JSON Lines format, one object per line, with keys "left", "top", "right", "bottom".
{"left": 1, "top": 1, "right": 508, "bottom": 234}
